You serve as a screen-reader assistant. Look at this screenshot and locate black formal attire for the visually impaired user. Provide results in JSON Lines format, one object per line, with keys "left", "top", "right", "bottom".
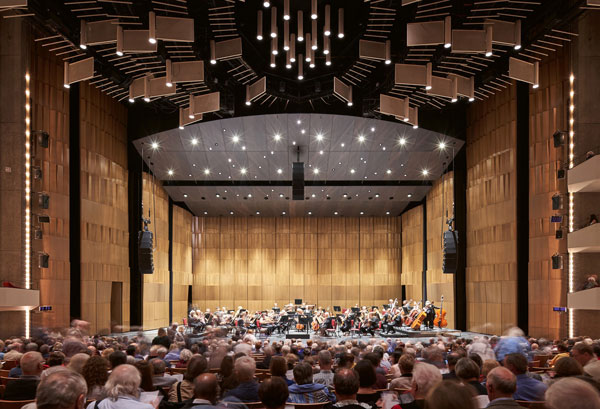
{"left": 3, "top": 376, "right": 39, "bottom": 401}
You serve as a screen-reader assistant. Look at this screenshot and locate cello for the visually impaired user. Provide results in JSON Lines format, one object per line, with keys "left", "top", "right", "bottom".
{"left": 433, "top": 295, "right": 448, "bottom": 328}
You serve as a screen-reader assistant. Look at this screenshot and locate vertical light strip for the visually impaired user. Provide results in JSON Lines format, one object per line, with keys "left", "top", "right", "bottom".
{"left": 568, "top": 72, "right": 575, "bottom": 339}
{"left": 24, "top": 72, "right": 31, "bottom": 339}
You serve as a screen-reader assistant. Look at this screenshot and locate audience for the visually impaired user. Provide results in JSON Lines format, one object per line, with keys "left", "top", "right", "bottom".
{"left": 389, "top": 354, "right": 414, "bottom": 390}
{"left": 354, "top": 359, "right": 380, "bottom": 408}
{"left": 552, "top": 357, "right": 584, "bottom": 380}
{"left": 36, "top": 370, "right": 88, "bottom": 409}
{"left": 4, "top": 351, "right": 44, "bottom": 401}
{"left": 259, "top": 377, "right": 290, "bottom": 409}
{"left": 91, "top": 364, "right": 154, "bottom": 409}
{"left": 545, "top": 377, "right": 600, "bottom": 409}
{"left": 288, "top": 361, "right": 335, "bottom": 403}
{"left": 485, "top": 366, "right": 521, "bottom": 409}
{"left": 223, "top": 355, "right": 260, "bottom": 402}
{"left": 186, "top": 373, "right": 220, "bottom": 409}
{"left": 443, "top": 353, "right": 460, "bottom": 380}
{"left": 503, "top": 353, "right": 547, "bottom": 401}
{"left": 68, "top": 353, "right": 91, "bottom": 374}
{"left": 313, "top": 350, "right": 335, "bottom": 387}
{"left": 570, "top": 342, "right": 600, "bottom": 380}
{"left": 332, "top": 368, "right": 371, "bottom": 409}
{"left": 81, "top": 355, "right": 109, "bottom": 400}
{"left": 402, "top": 363, "right": 442, "bottom": 409}
{"left": 168, "top": 355, "right": 208, "bottom": 402}
{"left": 425, "top": 380, "right": 477, "bottom": 409}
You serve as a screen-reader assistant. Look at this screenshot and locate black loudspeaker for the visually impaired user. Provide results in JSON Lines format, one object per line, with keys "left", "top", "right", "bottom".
{"left": 555, "top": 229, "right": 563, "bottom": 239}
{"left": 443, "top": 230, "right": 458, "bottom": 274}
{"left": 553, "top": 131, "right": 566, "bottom": 148}
{"left": 552, "top": 254, "right": 563, "bottom": 270}
{"left": 39, "top": 193, "right": 50, "bottom": 209}
{"left": 552, "top": 194, "right": 562, "bottom": 210}
{"left": 38, "top": 253, "right": 49, "bottom": 269}
{"left": 138, "top": 230, "right": 154, "bottom": 274}
{"left": 292, "top": 162, "right": 304, "bottom": 200}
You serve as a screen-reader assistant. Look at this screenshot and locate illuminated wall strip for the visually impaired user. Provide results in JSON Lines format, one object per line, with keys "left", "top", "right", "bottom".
{"left": 568, "top": 72, "right": 575, "bottom": 339}
{"left": 24, "top": 72, "right": 31, "bottom": 339}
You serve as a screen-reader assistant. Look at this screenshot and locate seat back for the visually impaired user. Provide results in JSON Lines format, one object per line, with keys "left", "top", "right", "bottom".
{"left": 244, "top": 402, "right": 265, "bottom": 409}
{"left": 0, "top": 378, "right": 19, "bottom": 386}
{"left": 0, "top": 399, "right": 36, "bottom": 409}
{"left": 289, "top": 403, "right": 327, "bottom": 409}
{"left": 0, "top": 362, "right": 17, "bottom": 371}
{"left": 515, "top": 401, "right": 546, "bottom": 409}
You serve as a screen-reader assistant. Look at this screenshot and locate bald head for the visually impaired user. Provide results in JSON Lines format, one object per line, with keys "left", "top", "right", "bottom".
{"left": 486, "top": 366, "right": 517, "bottom": 401}
{"left": 21, "top": 351, "right": 44, "bottom": 376}
{"left": 194, "top": 373, "right": 219, "bottom": 403}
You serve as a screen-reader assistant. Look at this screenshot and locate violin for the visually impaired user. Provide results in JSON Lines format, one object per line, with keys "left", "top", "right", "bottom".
{"left": 433, "top": 295, "right": 448, "bottom": 328}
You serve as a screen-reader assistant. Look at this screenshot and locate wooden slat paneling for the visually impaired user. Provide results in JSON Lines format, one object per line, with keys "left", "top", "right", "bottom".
{"left": 401, "top": 206, "right": 423, "bottom": 303}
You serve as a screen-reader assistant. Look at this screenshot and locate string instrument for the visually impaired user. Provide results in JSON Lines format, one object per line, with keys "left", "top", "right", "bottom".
{"left": 312, "top": 315, "right": 320, "bottom": 331}
{"left": 410, "top": 310, "right": 427, "bottom": 330}
{"left": 403, "top": 303, "right": 420, "bottom": 326}
{"left": 433, "top": 295, "right": 448, "bottom": 328}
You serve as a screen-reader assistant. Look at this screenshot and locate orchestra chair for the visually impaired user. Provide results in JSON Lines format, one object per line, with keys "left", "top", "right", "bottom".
{"left": 326, "top": 320, "right": 337, "bottom": 337}
{"left": 0, "top": 378, "right": 18, "bottom": 386}
{"left": 243, "top": 402, "right": 265, "bottom": 409}
{"left": 515, "top": 401, "right": 546, "bottom": 409}
{"left": 349, "top": 320, "right": 360, "bottom": 338}
{"left": 0, "top": 362, "right": 17, "bottom": 370}
{"left": 289, "top": 403, "right": 328, "bottom": 409}
{"left": 0, "top": 399, "right": 36, "bottom": 409}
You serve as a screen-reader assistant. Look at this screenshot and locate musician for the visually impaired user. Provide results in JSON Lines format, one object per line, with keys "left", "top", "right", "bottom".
{"left": 423, "top": 301, "right": 439, "bottom": 329}
{"left": 340, "top": 311, "right": 353, "bottom": 334}
{"left": 402, "top": 300, "right": 412, "bottom": 315}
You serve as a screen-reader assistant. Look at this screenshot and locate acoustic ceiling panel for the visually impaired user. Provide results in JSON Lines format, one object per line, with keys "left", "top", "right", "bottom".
{"left": 190, "top": 92, "right": 221, "bottom": 116}
{"left": 171, "top": 61, "right": 205, "bottom": 83}
{"left": 156, "top": 15, "right": 195, "bottom": 42}
{"left": 359, "top": 39, "right": 386, "bottom": 61}
{"left": 123, "top": 30, "right": 157, "bottom": 53}
{"left": 508, "top": 57, "right": 539, "bottom": 86}
{"left": 64, "top": 57, "right": 94, "bottom": 86}
{"left": 81, "top": 19, "right": 117, "bottom": 46}
{"left": 394, "top": 63, "right": 432, "bottom": 87}
{"left": 215, "top": 37, "right": 243, "bottom": 61}
{"left": 380, "top": 94, "right": 409, "bottom": 119}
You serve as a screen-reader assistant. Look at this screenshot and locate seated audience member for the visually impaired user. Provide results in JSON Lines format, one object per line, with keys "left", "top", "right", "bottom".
{"left": 422, "top": 346, "right": 446, "bottom": 370}
{"left": 363, "top": 353, "right": 388, "bottom": 390}
{"left": 553, "top": 357, "right": 584, "bottom": 380}
{"left": 456, "top": 357, "right": 488, "bottom": 398}
{"left": 314, "top": 350, "right": 335, "bottom": 388}
{"left": 89, "top": 364, "right": 154, "bottom": 409}
{"left": 7, "top": 352, "right": 24, "bottom": 377}
{"left": 285, "top": 353, "right": 299, "bottom": 381}
{"left": 82, "top": 355, "right": 109, "bottom": 400}
{"left": 549, "top": 344, "right": 570, "bottom": 367}
{"left": 169, "top": 355, "right": 209, "bottom": 402}
{"left": 259, "top": 377, "right": 290, "bottom": 409}
{"left": 570, "top": 343, "right": 600, "bottom": 381}
{"left": 338, "top": 352, "right": 355, "bottom": 370}
{"left": 354, "top": 360, "right": 380, "bottom": 408}
{"left": 35, "top": 369, "right": 88, "bottom": 409}
{"left": 108, "top": 350, "right": 127, "bottom": 370}
{"left": 494, "top": 328, "right": 531, "bottom": 362}
{"left": 3, "top": 351, "right": 44, "bottom": 401}
{"left": 481, "top": 360, "right": 500, "bottom": 386}
{"left": 134, "top": 360, "right": 156, "bottom": 392}
{"left": 503, "top": 353, "right": 547, "bottom": 402}
{"left": 152, "top": 328, "right": 172, "bottom": 349}
{"left": 184, "top": 373, "right": 220, "bottom": 409}
{"left": 218, "top": 355, "right": 238, "bottom": 394}
{"left": 402, "top": 363, "right": 443, "bottom": 409}
{"left": 68, "top": 353, "right": 91, "bottom": 374}
{"left": 151, "top": 358, "right": 178, "bottom": 388}
{"left": 176, "top": 348, "right": 193, "bottom": 368}
{"left": 389, "top": 354, "right": 414, "bottom": 390}
{"left": 443, "top": 353, "right": 461, "bottom": 381}
{"left": 288, "top": 362, "right": 336, "bottom": 403}
{"left": 46, "top": 351, "right": 66, "bottom": 367}
{"left": 164, "top": 343, "right": 182, "bottom": 363}
{"left": 545, "top": 377, "right": 600, "bottom": 409}
{"left": 270, "top": 355, "right": 294, "bottom": 386}
{"left": 223, "top": 355, "right": 260, "bottom": 402}
{"left": 331, "top": 368, "right": 371, "bottom": 409}
{"left": 485, "top": 366, "right": 523, "bottom": 409}
{"left": 389, "top": 350, "right": 403, "bottom": 379}
{"left": 583, "top": 275, "right": 600, "bottom": 290}
{"left": 257, "top": 346, "right": 275, "bottom": 370}
{"left": 425, "top": 380, "right": 477, "bottom": 409}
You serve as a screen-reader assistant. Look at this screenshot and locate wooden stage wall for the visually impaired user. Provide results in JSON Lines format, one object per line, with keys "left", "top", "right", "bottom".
{"left": 401, "top": 206, "right": 422, "bottom": 303}
{"left": 79, "top": 82, "right": 129, "bottom": 334}
{"left": 191, "top": 217, "right": 401, "bottom": 312}
{"left": 30, "top": 42, "right": 71, "bottom": 330}
{"left": 466, "top": 84, "right": 518, "bottom": 335}
{"left": 172, "top": 205, "right": 193, "bottom": 324}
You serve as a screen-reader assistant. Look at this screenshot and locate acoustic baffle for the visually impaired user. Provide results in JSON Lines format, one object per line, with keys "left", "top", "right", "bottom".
{"left": 442, "top": 230, "right": 458, "bottom": 274}
{"left": 138, "top": 229, "right": 154, "bottom": 275}
{"left": 69, "top": 82, "right": 81, "bottom": 319}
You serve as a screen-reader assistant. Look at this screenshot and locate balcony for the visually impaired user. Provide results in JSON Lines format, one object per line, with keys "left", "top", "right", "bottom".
{"left": 568, "top": 154, "right": 600, "bottom": 193}
{"left": 568, "top": 287, "right": 600, "bottom": 310}
{"left": 568, "top": 223, "right": 600, "bottom": 253}
{"left": 0, "top": 287, "right": 40, "bottom": 312}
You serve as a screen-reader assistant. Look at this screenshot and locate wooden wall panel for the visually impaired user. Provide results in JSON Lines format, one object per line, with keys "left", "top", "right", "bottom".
{"left": 142, "top": 173, "right": 169, "bottom": 329}
{"left": 172, "top": 205, "right": 193, "bottom": 323}
{"left": 528, "top": 48, "right": 569, "bottom": 339}
{"left": 426, "top": 173, "right": 455, "bottom": 329}
{"left": 30, "top": 43, "right": 71, "bottom": 330}
{"left": 79, "top": 82, "right": 129, "bottom": 334}
{"left": 191, "top": 216, "right": 401, "bottom": 311}
{"left": 401, "top": 206, "right": 423, "bottom": 303}
{"left": 466, "top": 83, "right": 517, "bottom": 335}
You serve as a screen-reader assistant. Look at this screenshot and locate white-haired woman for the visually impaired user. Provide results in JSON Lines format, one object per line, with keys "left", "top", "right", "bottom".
{"left": 88, "top": 364, "right": 154, "bottom": 409}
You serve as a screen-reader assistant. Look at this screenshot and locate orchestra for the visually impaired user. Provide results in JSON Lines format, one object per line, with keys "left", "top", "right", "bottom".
{"left": 186, "top": 297, "right": 448, "bottom": 336}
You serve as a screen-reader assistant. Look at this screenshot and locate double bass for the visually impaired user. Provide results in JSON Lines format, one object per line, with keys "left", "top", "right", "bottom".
{"left": 433, "top": 295, "right": 448, "bottom": 328}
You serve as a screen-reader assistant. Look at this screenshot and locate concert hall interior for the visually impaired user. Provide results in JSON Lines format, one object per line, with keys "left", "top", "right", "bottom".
{"left": 2, "top": 0, "right": 600, "bottom": 346}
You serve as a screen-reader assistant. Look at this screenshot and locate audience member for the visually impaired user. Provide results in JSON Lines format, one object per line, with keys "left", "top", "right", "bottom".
{"left": 331, "top": 368, "right": 371, "bottom": 409}
{"left": 270, "top": 355, "right": 293, "bottom": 386}
{"left": 288, "top": 361, "right": 335, "bottom": 403}
{"left": 425, "top": 380, "right": 477, "bottom": 409}
{"left": 494, "top": 328, "right": 531, "bottom": 362}
{"left": 314, "top": 350, "right": 335, "bottom": 387}
{"left": 223, "top": 355, "right": 260, "bottom": 402}
{"left": 443, "top": 353, "right": 461, "bottom": 380}
{"left": 3, "top": 351, "right": 44, "bottom": 401}
{"left": 81, "top": 355, "right": 109, "bottom": 400}
{"left": 68, "top": 353, "right": 90, "bottom": 374}
{"left": 186, "top": 373, "right": 220, "bottom": 409}
{"left": 108, "top": 350, "right": 127, "bottom": 370}
{"left": 485, "top": 366, "right": 522, "bottom": 409}
{"left": 549, "top": 344, "right": 569, "bottom": 366}
{"left": 169, "top": 355, "right": 208, "bottom": 402}
{"left": 553, "top": 357, "right": 583, "bottom": 379}
{"left": 36, "top": 369, "right": 88, "bottom": 409}
{"left": 389, "top": 354, "right": 414, "bottom": 390}
{"left": 503, "top": 353, "right": 547, "bottom": 401}
{"left": 545, "top": 377, "right": 600, "bottom": 409}
{"left": 152, "top": 328, "right": 171, "bottom": 349}
{"left": 134, "top": 360, "right": 155, "bottom": 392}
{"left": 354, "top": 359, "right": 380, "bottom": 408}
{"left": 259, "top": 377, "right": 289, "bottom": 409}
{"left": 402, "top": 363, "right": 442, "bottom": 409}
{"left": 91, "top": 364, "right": 154, "bottom": 409}
{"left": 150, "top": 358, "right": 178, "bottom": 388}
{"left": 46, "top": 351, "right": 66, "bottom": 367}
{"left": 571, "top": 342, "right": 600, "bottom": 380}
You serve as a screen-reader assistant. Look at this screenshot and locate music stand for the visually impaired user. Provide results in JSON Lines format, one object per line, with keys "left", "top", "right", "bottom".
{"left": 333, "top": 306, "right": 341, "bottom": 312}
{"left": 299, "top": 316, "right": 311, "bottom": 333}
{"left": 383, "top": 304, "right": 390, "bottom": 309}
{"left": 351, "top": 307, "right": 360, "bottom": 313}
{"left": 294, "top": 299, "right": 303, "bottom": 305}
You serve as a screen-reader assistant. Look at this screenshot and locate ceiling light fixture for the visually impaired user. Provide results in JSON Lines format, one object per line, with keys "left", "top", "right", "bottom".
{"left": 297, "top": 10, "right": 304, "bottom": 42}
{"left": 210, "top": 40, "right": 216, "bottom": 64}
{"left": 274, "top": 134, "right": 281, "bottom": 141}
{"left": 325, "top": 52, "right": 331, "bottom": 65}
{"left": 313, "top": 168, "right": 319, "bottom": 174}
{"left": 324, "top": 5, "right": 331, "bottom": 36}
{"left": 422, "top": 169, "right": 429, "bottom": 176}
{"left": 257, "top": 11, "right": 263, "bottom": 40}
{"left": 319, "top": 150, "right": 323, "bottom": 155}
{"left": 263, "top": 1, "right": 270, "bottom": 7}
{"left": 399, "top": 137, "right": 406, "bottom": 146}
{"left": 311, "top": 0, "right": 317, "bottom": 19}
{"left": 350, "top": 169, "right": 355, "bottom": 174}
{"left": 240, "top": 167, "right": 247, "bottom": 174}
{"left": 323, "top": 35, "right": 330, "bottom": 55}
{"left": 277, "top": 168, "right": 283, "bottom": 174}
{"left": 191, "top": 138, "right": 198, "bottom": 145}
{"left": 284, "top": 21, "right": 290, "bottom": 51}
{"left": 271, "top": 37, "right": 278, "bottom": 55}
{"left": 385, "top": 40, "right": 391, "bottom": 64}
{"left": 183, "top": 194, "right": 188, "bottom": 198}
{"left": 290, "top": 34, "right": 296, "bottom": 61}
{"left": 438, "top": 141, "right": 447, "bottom": 150}
{"left": 116, "top": 26, "right": 124, "bottom": 56}
{"left": 270, "top": 53, "right": 276, "bottom": 68}
{"left": 305, "top": 34, "right": 312, "bottom": 61}
{"left": 151, "top": 142, "right": 159, "bottom": 150}
{"left": 204, "top": 168, "right": 210, "bottom": 175}
{"left": 143, "top": 97, "right": 150, "bottom": 102}
{"left": 308, "top": 211, "right": 312, "bottom": 215}
{"left": 358, "top": 135, "right": 365, "bottom": 143}
{"left": 168, "top": 169, "right": 174, "bottom": 176}
{"left": 338, "top": 9, "right": 344, "bottom": 38}
{"left": 232, "top": 135, "right": 240, "bottom": 143}
{"left": 149, "top": 11, "right": 156, "bottom": 44}
{"left": 271, "top": 6, "right": 278, "bottom": 38}
{"left": 443, "top": 15, "right": 451, "bottom": 48}
{"left": 316, "top": 133, "right": 323, "bottom": 141}
{"left": 283, "top": 0, "right": 290, "bottom": 20}
{"left": 386, "top": 169, "right": 392, "bottom": 174}
{"left": 311, "top": 20, "right": 318, "bottom": 50}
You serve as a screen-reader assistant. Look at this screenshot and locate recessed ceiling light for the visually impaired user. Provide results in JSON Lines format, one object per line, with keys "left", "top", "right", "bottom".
{"left": 282, "top": 211, "right": 286, "bottom": 215}
{"left": 192, "top": 164, "right": 197, "bottom": 167}
{"left": 277, "top": 168, "right": 283, "bottom": 174}
{"left": 358, "top": 135, "right": 365, "bottom": 143}
{"left": 279, "top": 193, "right": 284, "bottom": 198}
{"left": 343, "top": 193, "right": 348, "bottom": 197}
{"left": 188, "top": 174, "right": 192, "bottom": 177}
{"left": 216, "top": 193, "right": 220, "bottom": 197}
{"left": 301, "top": 129, "right": 306, "bottom": 134}
{"left": 422, "top": 169, "right": 429, "bottom": 176}
{"left": 248, "top": 194, "right": 252, "bottom": 198}
{"left": 292, "top": 141, "right": 296, "bottom": 145}
{"left": 444, "top": 42, "right": 451, "bottom": 49}
{"left": 242, "top": 146, "right": 246, "bottom": 150}
{"left": 399, "top": 137, "right": 406, "bottom": 146}
{"left": 230, "top": 211, "right": 234, "bottom": 215}
{"left": 204, "top": 211, "right": 208, "bottom": 215}
{"left": 263, "top": 1, "right": 270, "bottom": 7}
{"left": 341, "top": 143, "right": 345, "bottom": 147}
{"left": 438, "top": 141, "right": 447, "bottom": 150}
{"left": 371, "top": 127, "right": 375, "bottom": 132}
{"left": 375, "top": 194, "right": 380, "bottom": 198}
{"left": 360, "top": 211, "right": 364, "bottom": 215}
{"left": 204, "top": 168, "right": 210, "bottom": 175}
{"left": 308, "top": 211, "right": 312, "bottom": 215}
{"left": 386, "top": 211, "right": 390, "bottom": 215}
{"left": 256, "top": 211, "right": 260, "bottom": 215}
{"left": 382, "top": 146, "right": 386, "bottom": 151}
{"left": 228, "top": 158, "right": 232, "bottom": 162}
{"left": 350, "top": 169, "right": 355, "bottom": 174}
{"left": 386, "top": 169, "right": 392, "bottom": 174}
{"left": 168, "top": 169, "right": 174, "bottom": 176}
{"left": 319, "top": 150, "right": 323, "bottom": 155}
{"left": 334, "top": 211, "right": 338, "bottom": 215}
{"left": 240, "top": 167, "right": 247, "bottom": 174}
{"left": 270, "top": 151, "right": 274, "bottom": 155}
{"left": 297, "top": 119, "right": 301, "bottom": 125}
{"left": 183, "top": 194, "right": 188, "bottom": 198}
{"left": 316, "top": 133, "right": 323, "bottom": 141}
{"left": 129, "top": 98, "right": 135, "bottom": 104}
{"left": 143, "top": 97, "right": 150, "bottom": 102}
{"left": 407, "top": 194, "right": 412, "bottom": 198}
{"left": 311, "top": 194, "right": 316, "bottom": 198}
{"left": 313, "top": 168, "right": 319, "bottom": 174}
{"left": 274, "top": 134, "right": 281, "bottom": 141}
{"left": 191, "top": 138, "right": 198, "bottom": 145}
{"left": 232, "top": 135, "right": 240, "bottom": 143}
{"left": 151, "top": 142, "right": 159, "bottom": 150}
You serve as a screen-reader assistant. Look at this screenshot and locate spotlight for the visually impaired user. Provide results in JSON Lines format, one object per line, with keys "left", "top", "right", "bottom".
{"left": 413, "top": 125, "right": 418, "bottom": 129}
{"left": 116, "top": 50, "right": 123, "bottom": 57}
{"left": 425, "top": 85, "right": 432, "bottom": 90}
{"left": 166, "top": 82, "right": 173, "bottom": 87}
{"left": 128, "top": 98, "right": 135, "bottom": 103}
{"left": 469, "top": 97, "right": 475, "bottom": 102}
{"left": 399, "top": 137, "right": 406, "bottom": 146}
{"left": 316, "top": 133, "right": 323, "bottom": 141}
{"left": 274, "top": 134, "right": 281, "bottom": 141}
{"left": 232, "top": 135, "right": 240, "bottom": 143}
{"left": 191, "top": 138, "right": 198, "bottom": 145}
{"left": 277, "top": 168, "right": 283, "bottom": 174}
{"left": 422, "top": 169, "right": 429, "bottom": 176}
{"left": 514, "top": 44, "right": 521, "bottom": 50}
{"left": 179, "top": 126, "right": 184, "bottom": 130}
{"left": 168, "top": 169, "right": 174, "bottom": 176}
{"left": 313, "top": 168, "right": 319, "bottom": 174}
{"left": 347, "top": 102, "right": 353, "bottom": 107}
{"left": 189, "top": 113, "right": 195, "bottom": 119}
{"left": 64, "top": 84, "right": 70, "bottom": 89}
{"left": 451, "top": 98, "right": 458, "bottom": 103}
{"left": 151, "top": 142, "right": 159, "bottom": 150}
{"left": 438, "top": 141, "right": 447, "bottom": 150}
{"left": 149, "top": 37, "right": 157, "bottom": 45}
{"left": 204, "top": 168, "right": 210, "bottom": 175}
{"left": 533, "top": 83, "right": 539, "bottom": 89}
{"left": 358, "top": 135, "right": 365, "bottom": 143}
{"left": 240, "top": 167, "right": 247, "bottom": 174}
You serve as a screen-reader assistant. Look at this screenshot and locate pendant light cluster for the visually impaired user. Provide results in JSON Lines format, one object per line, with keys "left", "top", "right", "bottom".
{"left": 257, "top": 1, "right": 344, "bottom": 80}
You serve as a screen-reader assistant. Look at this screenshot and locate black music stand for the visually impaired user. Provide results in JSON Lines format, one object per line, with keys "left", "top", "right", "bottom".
{"left": 299, "top": 316, "right": 310, "bottom": 334}
{"left": 333, "top": 306, "right": 341, "bottom": 312}
{"left": 294, "top": 299, "right": 303, "bottom": 305}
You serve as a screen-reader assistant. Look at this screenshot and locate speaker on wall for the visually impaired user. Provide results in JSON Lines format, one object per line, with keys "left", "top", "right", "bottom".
{"left": 138, "top": 230, "right": 154, "bottom": 274}
{"left": 38, "top": 252, "right": 49, "bottom": 269}
{"left": 443, "top": 230, "right": 458, "bottom": 274}
{"left": 292, "top": 162, "right": 304, "bottom": 200}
